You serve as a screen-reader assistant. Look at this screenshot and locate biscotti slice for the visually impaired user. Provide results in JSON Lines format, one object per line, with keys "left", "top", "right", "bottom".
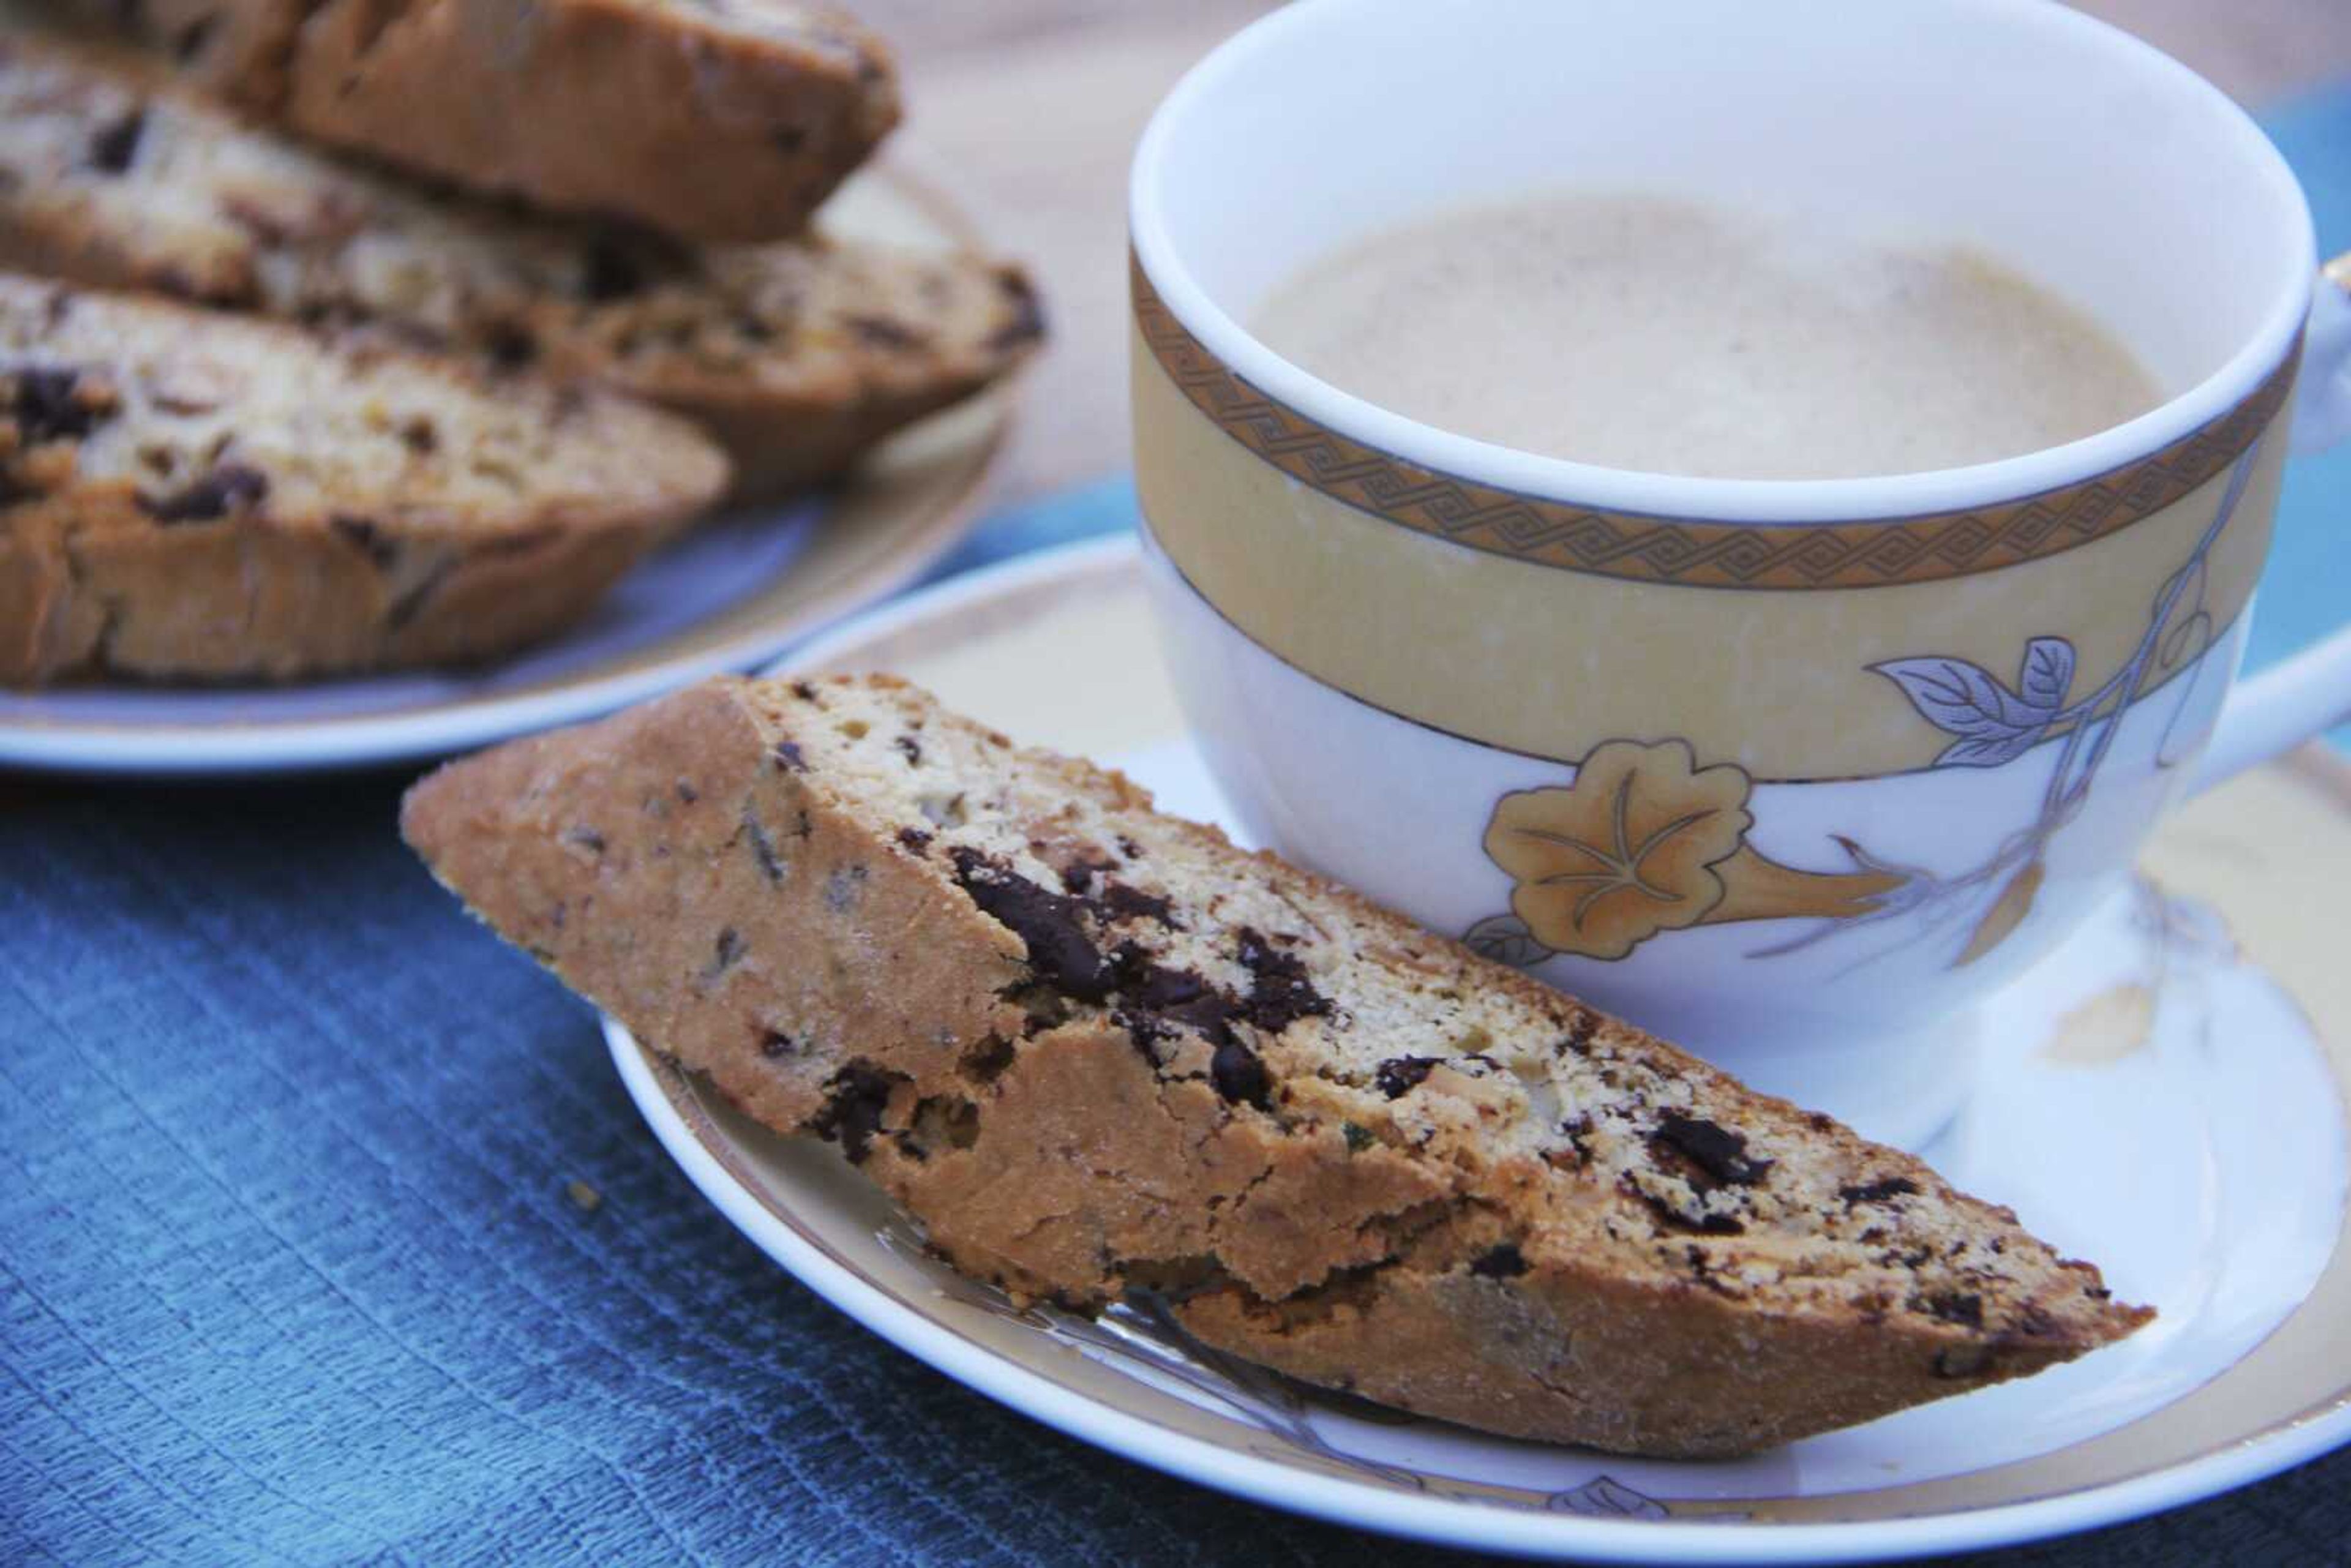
{"left": 0, "top": 276, "right": 728, "bottom": 684}
{"left": 0, "top": 33, "right": 1041, "bottom": 501}
{"left": 401, "top": 675, "right": 2151, "bottom": 1458}
{"left": 37, "top": 0, "right": 899, "bottom": 241}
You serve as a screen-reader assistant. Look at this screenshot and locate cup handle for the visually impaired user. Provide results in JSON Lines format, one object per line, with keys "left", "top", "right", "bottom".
{"left": 2190, "top": 253, "right": 2351, "bottom": 793}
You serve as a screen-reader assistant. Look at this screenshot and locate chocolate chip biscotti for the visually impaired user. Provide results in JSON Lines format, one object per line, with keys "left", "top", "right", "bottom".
{"left": 38, "top": 0, "right": 899, "bottom": 241}
{"left": 0, "top": 34, "right": 1041, "bottom": 502}
{"left": 402, "top": 674, "right": 2151, "bottom": 1458}
{"left": 0, "top": 276, "right": 728, "bottom": 684}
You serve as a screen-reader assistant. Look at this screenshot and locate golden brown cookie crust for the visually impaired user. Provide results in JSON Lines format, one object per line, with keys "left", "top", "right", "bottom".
{"left": 402, "top": 675, "right": 2151, "bottom": 1458}
{"left": 0, "top": 277, "right": 727, "bottom": 684}
{"left": 39, "top": 0, "right": 899, "bottom": 241}
{"left": 0, "top": 34, "right": 1040, "bottom": 505}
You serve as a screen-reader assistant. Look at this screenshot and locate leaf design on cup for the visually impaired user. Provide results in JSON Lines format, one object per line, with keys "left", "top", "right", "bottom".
{"left": 1484, "top": 741, "right": 1753, "bottom": 961}
{"left": 1872, "top": 636, "right": 2076, "bottom": 768}
{"left": 1956, "top": 858, "right": 2044, "bottom": 966}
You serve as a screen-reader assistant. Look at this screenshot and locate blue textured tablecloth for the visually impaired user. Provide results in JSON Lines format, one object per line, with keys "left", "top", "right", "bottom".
{"left": 11, "top": 93, "right": 2351, "bottom": 1568}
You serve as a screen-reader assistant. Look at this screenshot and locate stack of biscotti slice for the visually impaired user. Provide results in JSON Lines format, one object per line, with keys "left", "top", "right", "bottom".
{"left": 0, "top": 276, "right": 726, "bottom": 682}
{"left": 402, "top": 675, "right": 2151, "bottom": 1458}
{"left": 0, "top": 34, "right": 1044, "bottom": 501}
{"left": 37, "top": 0, "right": 899, "bottom": 240}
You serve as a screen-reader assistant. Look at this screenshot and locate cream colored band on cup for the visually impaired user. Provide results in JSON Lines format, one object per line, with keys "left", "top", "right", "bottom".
{"left": 1131, "top": 259, "right": 2295, "bottom": 779}
{"left": 1132, "top": 255, "right": 2296, "bottom": 591}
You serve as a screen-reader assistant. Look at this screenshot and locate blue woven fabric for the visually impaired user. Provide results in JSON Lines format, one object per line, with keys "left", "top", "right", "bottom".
{"left": 9, "top": 92, "right": 2351, "bottom": 1566}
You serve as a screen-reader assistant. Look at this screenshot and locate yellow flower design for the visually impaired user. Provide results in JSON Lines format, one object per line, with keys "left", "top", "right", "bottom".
{"left": 1484, "top": 741, "right": 1753, "bottom": 960}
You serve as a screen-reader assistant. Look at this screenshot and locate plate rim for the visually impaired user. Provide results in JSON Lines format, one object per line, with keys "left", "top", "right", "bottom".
{"left": 591, "top": 535, "right": 2351, "bottom": 1563}
{"left": 0, "top": 160, "right": 1020, "bottom": 779}
{"left": 607, "top": 1014, "right": 2350, "bottom": 1566}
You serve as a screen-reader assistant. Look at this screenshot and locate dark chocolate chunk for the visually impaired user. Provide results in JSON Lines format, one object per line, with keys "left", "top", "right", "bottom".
{"left": 987, "top": 268, "right": 1047, "bottom": 353}
{"left": 1116, "top": 836, "right": 1144, "bottom": 859}
{"left": 1651, "top": 1114, "right": 1772, "bottom": 1188}
{"left": 1556, "top": 1114, "right": 1595, "bottom": 1165}
{"left": 1374, "top": 1056, "right": 1439, "bottom": 1098}
{"left": 1108, "top": 948, "right": 1238, "bottom": 1045}
{"left": 1560, "top": 1010, "right": 1599, "bottom": 1056}
{"left": 958, "top": 1035, "right": 1014, "bottom": 1084}
{"left": 138, "top": 463, "right": 268, "bottom": 523}
{"left": 1921, "top": 1291, "right": 1984, "bottom": 1329}
{"left": 773, "top": 740, "right": 808, "bottom": 773}
{"left": 1111, "top": 949, "right": 1201, "bottom": 1007}
{"left": 894, "top": 734, "right": 923, "bottom": 766}
{"left": 1340, "top": 1122, "right": 1374, "bottom": 1153}
{"left": 1932, "top": 1345, "right": 1993, "bottom": 1379}
{"left": 743, "top": 808, "right": 786, "bottom": 883}
{"left": 580, "top": 241, "right": 647, "bottom": 302}
{"left": 1469, "top": 1244, "right": 1529, "bottom": 1279}
{"left": 843, "top": 313, "right": 926, "bottom": 350}
{"left": 789, "top": 681, "right": 819, "bottom": 701}
{"left": 1106, "top": 939, "right": 1305, "bottom": 1054}
{"left": 1839, "top": 1176, "right": 1920, "bottom": 1206}
{"left": 484, "top": 322, "right": 538, "bottom": 369}
{"left": 811, "top": 1063, "right": 898, "bottom": 1164}
{"left": 1684, "top": 1245, "right": 1738, "bottom": 1297}
{"left": 384, "top": 555, "right": 457, "bottom": 632}
{"left": 1114, "top": 1010, "right": 1168, "bottom": 1062}
{"left": 1234, "top": 927, "right": 1330, "bottom": 1033}
{"left": 901, "top": 1095, "right": 981, "bottom": 1160}
{"left": 400, "top": 416, "right": 438, "bottom": 456}
{"left": 950, "top": 847, "right": 1113, "bottom": 1002}
{"left": 1209, "top": 1040, "right": 1272, "bottom": 1110}
{"left": 331, "top": 514, "right": 399, "bottom": 570}
{"left": 759, "top": 1030, "right": 796, "bottom": 1059}
{"left": 1624, "top": 1180, "right": 1748, "bottom": 1236}
{"left": 1096, "top": 882, "right": 1178, "bottom": 928}
{"left": 823, "top": 865, "right": 867, "bottom": 912}
{"left": 88, "top": 110, "right": 146, "bottom": 174}
{"left": 895, "top": 827, "right": 932, "bottom": 853}
{"left": 11, "top": 367, "right": 107, "bottom": 442}
{"left": 702, "top": 927, "right": 744, "bottom": 982}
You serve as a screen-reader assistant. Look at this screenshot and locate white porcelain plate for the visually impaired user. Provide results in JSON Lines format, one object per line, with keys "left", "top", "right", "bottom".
{"left": 0, "top": 165, "right": 1017, "bottom": 777}
{"left": 608, "top": 538, "right": 2351, "bottom": 1562}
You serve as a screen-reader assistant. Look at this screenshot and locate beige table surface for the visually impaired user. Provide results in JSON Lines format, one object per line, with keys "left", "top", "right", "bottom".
{"left": 856, "top": 0, "right": 2351, "bottom": 509}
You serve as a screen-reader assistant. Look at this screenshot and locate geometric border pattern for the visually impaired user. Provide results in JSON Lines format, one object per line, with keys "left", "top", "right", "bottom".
{"left": 1133, "top": 254, "right": 2298, "bottom": 591}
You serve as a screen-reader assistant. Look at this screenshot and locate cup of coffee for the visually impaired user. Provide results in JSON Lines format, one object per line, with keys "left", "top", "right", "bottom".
{"left": 1127, "top": 0, "right": 2351, "bottom": 1147}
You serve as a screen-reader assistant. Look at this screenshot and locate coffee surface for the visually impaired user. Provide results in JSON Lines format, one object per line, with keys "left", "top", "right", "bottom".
{"left": 1251, "top": 193, "right": 2162, "bottom": 480}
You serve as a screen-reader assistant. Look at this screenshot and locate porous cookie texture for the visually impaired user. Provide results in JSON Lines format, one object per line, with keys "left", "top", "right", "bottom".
{"left": 40, "top": 0, "right": 900, "bottom": 241}
{"left": 0, "top": 34, "right": 1042, "bottom": 501}
{"left": 402, "top": 675, "right": 2152, "bottom": 1457}
{"left": 0, "top": 275, "right": 727, "bottom": 684}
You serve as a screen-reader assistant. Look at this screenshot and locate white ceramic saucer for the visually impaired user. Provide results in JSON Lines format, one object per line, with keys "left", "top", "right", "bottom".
{"left": 608, "top": 537, "right": 2351, "bottom": 1563}
{"left": 0, "top": 165, "right": 1016, "bottom": 777}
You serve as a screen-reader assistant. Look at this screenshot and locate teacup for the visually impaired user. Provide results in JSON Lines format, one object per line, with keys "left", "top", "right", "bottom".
{"left": 1127, "top": 0, "right": 2351, "bottom": 1147}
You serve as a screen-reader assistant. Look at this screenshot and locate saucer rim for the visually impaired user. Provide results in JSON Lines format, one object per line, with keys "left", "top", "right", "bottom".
{"left": 599, "top": 535, "right": 2351, "bottom": 1563}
